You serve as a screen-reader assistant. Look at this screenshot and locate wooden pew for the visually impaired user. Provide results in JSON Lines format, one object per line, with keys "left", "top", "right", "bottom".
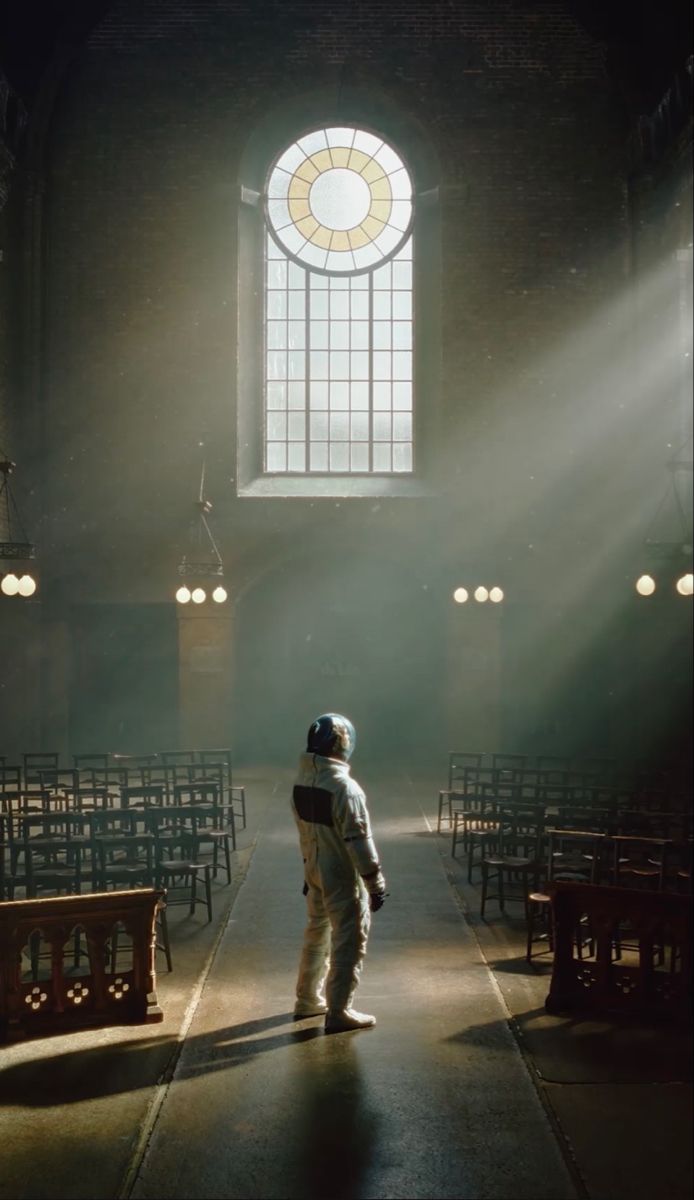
{"left": 0, "top": 888, "right": 165, "bottom": 1041}
{"left": 545, "top": 881, "right": 692, "bottom": 1024}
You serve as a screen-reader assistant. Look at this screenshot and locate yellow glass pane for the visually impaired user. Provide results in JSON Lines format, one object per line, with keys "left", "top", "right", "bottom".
{"left": 295, "top": 215, "right": 319, "bottom": 239}
{"left": 309, "top": 149, "right": 333, "bottom": 174}
{"left": 288, "top": 197, "right": 311, "bottom": 222}
{"left": 288, "top": 176, "right": 311, "bottom": 199}
{"left": 369, "top": 175, "right": 392, "bottom": 201}
{"left": 347, "top": 149, "right": 371, "bottom": 173}
{"left": 360, "top": 215, "right": 386, "bottom": 239}
{"left": 368, "top": 199, "right": 392, "bottom": 223}
{"left": 295, "top": 160, "right": 320, "bottom": 184}
{"left": 330, "top": 230, "right": 351, "bottom": 251}
{"left": 348, "top": 227, "right": 371, "bottom": 249}
{"left": 329, "top": 147, "right": 351, "bottom": 168}
{"left": 309, "top": 224, "right": 333, "bottom": 249}
{"left": 361, "top": 159, "right": 386, "bottom": 184}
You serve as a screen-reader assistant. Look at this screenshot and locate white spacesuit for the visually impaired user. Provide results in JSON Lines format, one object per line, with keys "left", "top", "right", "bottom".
{"left": 291, "top": 713, "right": 387, "bottom": 1032}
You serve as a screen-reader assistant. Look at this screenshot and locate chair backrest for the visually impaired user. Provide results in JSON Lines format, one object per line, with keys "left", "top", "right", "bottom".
{"left": 121, "top": 784, "right": 166, "bottom": 809}
{"left": 448, "top": 752, "right": 484, "bottom": 783}
{"left": 546, "top": 828, "right": 606, "bottom": 884}
{"left": 23, "top": 753, "right": 60, "bottom": 788}
{"left": 160, "top": 751, "right": 198, "bottom": 766}
{"left": 73, "top": 754, "right": 110, "bottom": 770}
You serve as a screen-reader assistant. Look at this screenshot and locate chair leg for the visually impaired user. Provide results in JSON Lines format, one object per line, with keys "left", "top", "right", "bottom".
{"left": 480, "top": 864, "right": 488, "bottom": 917}
{"left": 157, "top": 907, "right": 173, "bottom": 973}
{"left": 204, "top": 867, "right": 213, "bottom": 922}
{"left": 498, "top": 868, "right": 505, "bottom": 913}
{"left": 223, "top": 838, "right": 232, "bottom": 885}
{"left": 525, "top": 901, "right": 535, "bottom": 962}
{"left": 190, "top": 870, "right": 197, "bottom": 916}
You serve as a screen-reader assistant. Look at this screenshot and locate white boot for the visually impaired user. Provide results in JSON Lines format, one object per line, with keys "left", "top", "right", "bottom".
{"left": 325, "top": 1007, "right": 376, "bottom": 1032}
{"left": 293, "top": 995, "right": 328, "bottom": 1018}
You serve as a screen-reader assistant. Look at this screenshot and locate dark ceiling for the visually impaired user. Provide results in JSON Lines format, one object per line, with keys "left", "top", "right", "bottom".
{"left": 0, "top": 0, "right": 692, "bottom": 113}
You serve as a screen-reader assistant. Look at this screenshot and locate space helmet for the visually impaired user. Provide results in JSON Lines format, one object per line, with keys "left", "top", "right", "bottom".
{"left": 306, "top": 713, "right": 356, "bottom": 761}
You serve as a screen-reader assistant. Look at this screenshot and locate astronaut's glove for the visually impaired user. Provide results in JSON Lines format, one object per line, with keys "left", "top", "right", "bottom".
{"left": 302, "top": 881, "right": 309, "bottom": 897}
{"left": 363, "top": 868, "right": 388, "bottom": 912}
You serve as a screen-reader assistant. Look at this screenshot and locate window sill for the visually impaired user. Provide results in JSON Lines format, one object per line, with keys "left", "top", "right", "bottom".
{"left": 237, "top": 475, "right": 434, "bottom": 499}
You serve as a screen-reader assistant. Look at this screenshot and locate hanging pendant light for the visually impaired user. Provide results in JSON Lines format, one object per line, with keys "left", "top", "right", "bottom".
{"left": 0, "top": 458, "right": 38, "bottom": 599}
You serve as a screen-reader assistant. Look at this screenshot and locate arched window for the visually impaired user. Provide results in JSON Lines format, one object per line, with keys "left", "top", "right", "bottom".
{"left": 262, "top": 127, "right": 414, "bottom": 476}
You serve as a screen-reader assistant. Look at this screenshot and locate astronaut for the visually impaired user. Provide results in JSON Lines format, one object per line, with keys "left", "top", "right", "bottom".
{"left": 291, "top": 712, "right": 387, "bottom": 1032}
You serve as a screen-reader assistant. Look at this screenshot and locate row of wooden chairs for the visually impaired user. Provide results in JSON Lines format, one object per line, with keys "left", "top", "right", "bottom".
{"left": 0, "top": 751, "right": 247, "bottom": 830}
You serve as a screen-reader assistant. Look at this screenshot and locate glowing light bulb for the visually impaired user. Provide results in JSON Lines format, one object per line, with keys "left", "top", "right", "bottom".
{"left": 17, "top": 575, "right": 37, "bottom": 597}
{"left": 489, "top": 586, "right": 504, "bottom": 603}
{"left": 176, "top": 586, "right": 191, "bottom": 604}
{"left": 453, "top": 587, "right": 468, "bottom": 604}
{"left": 474, "top": 586, "right": 489, "bottom": 603}
{"left": 676, "top": 573, "right": 693, "bottom": 596}
{"left": 635, "top": 574, "right": 656, "bottom": 597}
{"left": 1, "top": 574, "right": 19, "bottom": 596}
{"left": 212, "top": 585, "right": 228, "bottom": 603}
{"left": 191, "top": 587, "right": 206, "bottom": 604}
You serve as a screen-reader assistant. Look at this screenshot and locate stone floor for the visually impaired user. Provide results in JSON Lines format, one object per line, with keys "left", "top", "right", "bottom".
{"left": 0, "top": 766, "right": 691, "bottom": 1200}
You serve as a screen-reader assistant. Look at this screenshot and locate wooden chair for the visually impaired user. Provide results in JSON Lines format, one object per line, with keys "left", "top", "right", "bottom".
{"left": 197, "top": 750, "right": 247, "bottom": 830}
{"left": 480, "top": 804, "right": 544, "bottom": 918}
{"left": 22, "top": 753, "right": 60, "bottom": 796}
{"left": 149, "top": 806, "right": 213, "bottom": 922}
{"left": 526, "top": 829, "right": 606, "bottom": 961}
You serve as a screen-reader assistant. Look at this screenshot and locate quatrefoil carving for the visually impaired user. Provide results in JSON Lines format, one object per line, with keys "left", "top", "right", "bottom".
{"left": 614, "top": 974, "right": 638, "bottom": 994}
{"left": 576, "top": 968, "right": 596, "bottom": 989}
{"left": 108, "top": 977, "right": 131, "bottom": 1001}
{"left": 25, "top": 986, "right": 48, "bottom": 1011}
{"left": 67, "top": 982, "right": 90, "bottom": 1005}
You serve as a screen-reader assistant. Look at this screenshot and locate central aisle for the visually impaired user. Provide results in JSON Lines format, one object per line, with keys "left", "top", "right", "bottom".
{"left": 131, "top": 772, "right": 578, "bottom": 1200}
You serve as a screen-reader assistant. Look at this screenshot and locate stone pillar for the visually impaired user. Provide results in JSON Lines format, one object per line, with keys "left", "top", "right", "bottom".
{"left": 446, "top": 599, "right": 502, "bottom": 755}
{"left": 177, "top": 602, "right": 233, "bottom": 748}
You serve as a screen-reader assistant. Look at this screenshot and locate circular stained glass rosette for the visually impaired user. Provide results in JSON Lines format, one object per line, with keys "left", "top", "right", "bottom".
{"left": 266, "top": 127, "right": 413, "bottom": 274}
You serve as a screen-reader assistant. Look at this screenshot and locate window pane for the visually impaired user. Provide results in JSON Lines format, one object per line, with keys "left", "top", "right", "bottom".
{"left": 288, "top": 381, "right": 305, "bottom": 409}
{"left": 393, "top": 351, "right": 412, "bottom": 380}
{"left": 288, "top": 262, "right": 305, "bottom": 288}
{"left": 267, "top": 412, "right": 287, "bottom": 440}
{"left": 373, "top": 413, "right": 392, "bottom": 441}
{"left": 393, "top": 381, "right": 412, "bottom": 410}
{"left": 267, "top": 382, "right": 286, "bottom": 410}
{"left": 310, "top": 442, "right": 328, "bottom": 471}
{"left": 267, "top": 351, "right": 287, "bottom": 379}
{"left": 310, "top": 291, "right": 329, "bottom": 319}
{"left": 330, "top": 350, "right": 349, "bottom": 379}
{"left": 288, "top": 321, "right": 306, "bottom": 349}
{"left": 393, "top": 413, "right": 412, "bottom": 440}
{"left": 288, "top": 350, "right": 306, "bottom": 379}
{"left": 351, "top": 382, "right": 369, "bottom": 410}
{"left": 373, "top": 444, "right": 391, "bottom": 471}
{"left": 267, "top": 260, "right": 287, "bottom": 288}
{"left": 351, "top": 321, "right": 369, "bottom": 350}
{"left": 330, "top": 412, "right": 349, "bottom": 440}
{"left": 373, "top": 351, "right": 391, "bottom": 380}
{"left": 330, "top": 322, "right": 350, "bottom": 350}
{"left": 288, "top": 412, "right": 306, "bottom": 440}
{"left": 393, "top": 442, "right": 413, "bottom": 472}
{"left": 392, "top": 260, "right": 412, "bottom": 289}
{"left": 330, "top": 382, "right": 349, "bottom": 409}
{"left": 392, "top": 292, "right": 412, "bottom": 320}
{"left": 310, "top": 381, "right": 328, "bottom": 409}
{"left": 267, "top": 322, "right": 287, "bottom": 350}
{"left": 330, "top": 292, "right": 350, "bottom": 319}
{"left": 288, "top": 443, "right": 306, "bottom": 472}
{"left": 311, "top": 413, "right": 328, "bottom": 439}
{"left": 350, "top": 292, "right": 369, "bottom": 319}
{"left": 330, "top": 443, "right": 349, "bottom": 471}
{"left": 350, "top": 351, "right": 369, "bottom": 379}
{"left": 266, "top": 443, "right": 287, "bottom": 471}
{"left": 373, "top": 293, "right": 391, "bottom": 320}
{"left": 351, "top": 443, "right": 369, "bottom": 471}
{"left": 267, "top": 292, "right": 287, "bottom": 319}
{"left": 288, "top": 292, "right": 305, "bottom": 319}
{"left": 373, "top": 323, "right": 391, "bottom": 350}
{"left": 311, "top": 322, "right": 329, "bottom": 349}
{"left": 310, "top": 351, "right": 328, "bottom": 379}
{"left": 350, "top": 413, "right": 369, "bottom": 440}
{"left": 373, "top": 382, "right": 391, "bottom": 410}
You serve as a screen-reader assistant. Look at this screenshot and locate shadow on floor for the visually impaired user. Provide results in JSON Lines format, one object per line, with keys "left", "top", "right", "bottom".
{"left": 0, "top": 1012, "right": 328, "bottom": 1106}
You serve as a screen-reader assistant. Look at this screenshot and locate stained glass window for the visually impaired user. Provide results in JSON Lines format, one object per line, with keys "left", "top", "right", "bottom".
{"left": 264, "top": 127, "right": 414, "bottom": 475}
